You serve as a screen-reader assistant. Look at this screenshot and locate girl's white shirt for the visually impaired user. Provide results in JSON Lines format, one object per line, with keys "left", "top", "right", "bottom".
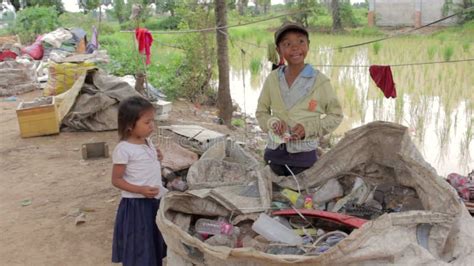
{"left": 112, "top": 138, "right": 167, "bottom": 199}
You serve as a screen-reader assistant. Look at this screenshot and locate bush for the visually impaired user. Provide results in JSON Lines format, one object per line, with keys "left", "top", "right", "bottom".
{"left": 14, "top": 6, "right": 58, "bottom": 43}
{"left": 144, "top": 16, "right": 181, "bottom": 30}
{"left": 120, "top": 20, "right": 137, "bottom": 31}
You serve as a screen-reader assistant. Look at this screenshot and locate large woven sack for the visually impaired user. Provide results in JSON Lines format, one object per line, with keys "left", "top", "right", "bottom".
{"left": 43, "top": 61, "right": 95, "bottom": 96}
{"left": 157, "top": 122, "right": 474, "bottom": 265}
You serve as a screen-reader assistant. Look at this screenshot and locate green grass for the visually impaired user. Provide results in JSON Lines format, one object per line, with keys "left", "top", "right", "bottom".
{"left": 249, "top": 57, "right": 261, "bottom": 75}
{"left": 462, "top": 41, "right": 470, "bottom": 53}
{"left": 442, "top": 45, "right": 454, "bottom": 61}
{"left": 372, "top": 42, "right": 382, "bottom": 55}
{"left": 231, "top": 118, "right": 245, "bottom": 127}
{"left": 427, "top": 45, "right": 437, "bottom": 60}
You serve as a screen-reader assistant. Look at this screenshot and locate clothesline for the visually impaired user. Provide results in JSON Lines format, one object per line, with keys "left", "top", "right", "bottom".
{"left": 336, "top": 7, "right": 473, "bottom": 50}
{"left": 121, "top": 9, "right": 308, "bottom": 34}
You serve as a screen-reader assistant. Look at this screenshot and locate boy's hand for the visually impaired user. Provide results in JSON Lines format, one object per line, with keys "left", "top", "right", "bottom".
{"left": 290, "top": 123, "right": 305, "bottom": 140}
{"left": 271, "top": 120, "right": 287, "bottom": 136}
{"left": 156, "top": 147, "right": 163, "bottom": 161}
{"left": 139, "top": 186, "right": 159, "bottom": 198}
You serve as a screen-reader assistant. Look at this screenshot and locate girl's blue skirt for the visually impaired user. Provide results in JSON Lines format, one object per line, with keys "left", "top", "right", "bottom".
{"left": 112, "top": 198, "right": 167, "bottom": 266}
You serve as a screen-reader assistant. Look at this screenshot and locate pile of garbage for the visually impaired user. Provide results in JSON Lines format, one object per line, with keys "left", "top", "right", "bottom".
{"left": 157, "top": 122, "right": 474, "bottom": 265}
{"left": 0, "top": 27, "right": 109, "bottom": 97}
{"left": 447, "top": 172, "right": 474, "bottom": 215}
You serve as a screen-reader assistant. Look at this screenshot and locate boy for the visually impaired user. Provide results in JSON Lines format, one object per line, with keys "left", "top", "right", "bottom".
{"left": 256, "top": 22, "right": 343, "bottom": 176}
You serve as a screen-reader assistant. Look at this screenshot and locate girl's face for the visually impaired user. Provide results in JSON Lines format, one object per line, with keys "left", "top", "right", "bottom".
{"left": 276, "top": 31, "right": 309, "bottom": 67}
{"left": 130, "top": 108, "right": 155, "bottom": 139}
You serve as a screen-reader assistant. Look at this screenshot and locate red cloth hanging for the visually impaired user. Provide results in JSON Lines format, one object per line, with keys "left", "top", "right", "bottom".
{"left": 369, "top": 65, "right": 397, "bottom": 98}
{"left": 135, "top": 28, "right": 154, "bottom": 65}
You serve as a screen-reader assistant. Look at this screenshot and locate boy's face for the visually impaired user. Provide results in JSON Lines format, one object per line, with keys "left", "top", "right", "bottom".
{"left": 276, "top": 31, "right": 309, "bottom": 66}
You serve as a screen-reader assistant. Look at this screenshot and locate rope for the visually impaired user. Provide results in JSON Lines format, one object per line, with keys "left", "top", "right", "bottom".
{"left": 120, "top": 9, "right": 308, "bottom": 34}
{"left": 337, "top": 7, "right": 474, "bottom": 50}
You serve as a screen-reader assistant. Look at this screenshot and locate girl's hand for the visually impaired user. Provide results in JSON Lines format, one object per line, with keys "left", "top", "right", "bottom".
{"left": 139, "top": 186, "right": 160, "bottom": 198}
{"left": 156, "top": 147, "right": 164, "bottom": 161}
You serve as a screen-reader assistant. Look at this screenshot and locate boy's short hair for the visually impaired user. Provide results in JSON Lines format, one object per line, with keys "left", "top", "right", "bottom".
{"left": 274, "top": 22, "right": 309, "bottom": 46}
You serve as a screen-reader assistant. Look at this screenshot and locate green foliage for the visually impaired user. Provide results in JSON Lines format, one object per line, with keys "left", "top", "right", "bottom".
{"left": 157, "top": 3, "right": 217, "bottom": 103}
{"left": 79, "top": 0, "right": 101, "bottom": 13}
{"left": 249, "top": 57, "right": 261, "bottom": 75}
{"left": 462, "top": 41, "right": 470, "bottom": 53}
{"left": 350, "top": 26, "right": 384, "bottom": 37}
{"left": 156, "top": 0, "right": 177, "bottom": 16}
{"left": 144, "top": 16, "right": 182, "bottom": 30}
{"left": 11, "top": 0, "right": 64, "bottom": 14}
{"left": 442, "top": 0, "right": 474, "bottom": 24}
{"left": 443, "top": 45, "right": 454, "bottom": 61}
{"left": 101, "top": 34, "right": 142, "bottom": 76}
{"left": 231, "top": 118, "right": 245, "bottom": 127}
{"left": 14, "top": 6, "right": 58, "bottom": 43}
{"left": 340, "top": 2, "right": 358, "bottom": 28}
{"left": 112, "top": 0, "right": 127, "bottom": 23}
{"left": 372, "top": 42, "right": 382, "bottom": 55}
{"left": 288, "top": 0, "right": 320, "bottom": 27}
{"left": 59, "top": 12, "right": 118, "bottom": 36}
{"left": 427, "top": 45, "right": 437, "bottom": 60}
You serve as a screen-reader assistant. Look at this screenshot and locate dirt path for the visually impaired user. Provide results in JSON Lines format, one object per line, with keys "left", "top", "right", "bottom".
{"left": 0, "top": 90, "right": 246, "bottom": 265}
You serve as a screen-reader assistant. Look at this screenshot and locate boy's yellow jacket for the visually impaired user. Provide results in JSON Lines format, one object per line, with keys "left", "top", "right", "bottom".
{"left": 256, "top": 68, "right": 343, "bottom": 152}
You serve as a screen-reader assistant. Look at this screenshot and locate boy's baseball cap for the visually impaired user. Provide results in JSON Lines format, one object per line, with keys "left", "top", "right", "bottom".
{"left": 274, "top": 22, "right": 309, "bottom": 45}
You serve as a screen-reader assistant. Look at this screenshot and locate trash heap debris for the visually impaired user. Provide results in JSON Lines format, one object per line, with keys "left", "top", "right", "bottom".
{"left": 447, "top": 172, "right": 474, "bottom": 215}
{"left": 157, "top": 122, "right": 474, "bottom": 265}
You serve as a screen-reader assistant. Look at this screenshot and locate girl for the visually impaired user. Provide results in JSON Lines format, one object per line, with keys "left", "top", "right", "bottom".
{"left": 111, "top": 96, "right": 167, "bottom": 266}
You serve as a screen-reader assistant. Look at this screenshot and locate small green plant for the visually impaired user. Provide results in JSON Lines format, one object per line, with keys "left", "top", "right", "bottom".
{"left": 443, "top": 45, "right": 454, "bottom": 61}
{"left": 437, "top": 34, "right": 447, "bottom": 44}
{"left": 372, "top": 42, "right": 382, "bottom": 55}
{"left": 427, "top": 45, "right": 437, "bottom": 60}
{"left": 462, "top": 41, "right": 470, "bottom": 53}
{"left": 250, "top": 57, "right": 261, "bottom": 75}
{"left": 231, "top": 118, "right": 245, "bottom": 127}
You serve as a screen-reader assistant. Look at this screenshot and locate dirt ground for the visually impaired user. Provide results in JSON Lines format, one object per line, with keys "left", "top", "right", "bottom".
{"left": 0, "top": 89, "right": 244, "bottom": 265}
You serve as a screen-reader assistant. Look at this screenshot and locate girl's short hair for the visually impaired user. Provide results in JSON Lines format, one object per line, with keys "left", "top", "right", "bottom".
{"left": 117, "top": 96, "right": 154, "bottom": 140}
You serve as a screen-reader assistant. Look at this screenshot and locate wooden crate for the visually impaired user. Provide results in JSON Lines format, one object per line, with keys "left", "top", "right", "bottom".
{"left": 16, "top": 97, "right": 59, "bottom": 138}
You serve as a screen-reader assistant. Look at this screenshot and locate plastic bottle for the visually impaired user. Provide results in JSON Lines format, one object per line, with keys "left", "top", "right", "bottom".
{"left": 252, "top": 213, "right": 303, "bottom": 245}
{"left": 304, "top": 195, "right": 313, "bottom": 209}
{"left": 204, "top": 227, "right": 241, "bottom": 248}
{"left": 195, "top": 218, "right": 234, "bottom": 236}
{"left": 281, "top": 188, "right": 304, "bottom": 208}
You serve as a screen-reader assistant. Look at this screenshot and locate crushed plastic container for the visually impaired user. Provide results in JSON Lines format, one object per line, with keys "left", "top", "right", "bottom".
{"left": 195, "top": 218, "right": 234, "bottom": 236}
{"left": 251, "top": 213, "right": 303, "bottom": 245}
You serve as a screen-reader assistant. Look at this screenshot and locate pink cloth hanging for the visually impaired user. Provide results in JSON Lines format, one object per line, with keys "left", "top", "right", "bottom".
{"left": 369, "top": 65, "right": 397, "bottom": 98}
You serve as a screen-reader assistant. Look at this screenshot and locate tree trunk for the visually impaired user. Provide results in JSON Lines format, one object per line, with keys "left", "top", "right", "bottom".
{"left": 331, "top": 0, "right": 343, "bottom": 32}
{"left": 215, "top": 0, "right": 233, "bottom": 126}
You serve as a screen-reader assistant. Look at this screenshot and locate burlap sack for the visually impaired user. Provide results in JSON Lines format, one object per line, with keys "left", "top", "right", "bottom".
{"left": 157, "top": 122, "right": 474, "bottom": 265}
